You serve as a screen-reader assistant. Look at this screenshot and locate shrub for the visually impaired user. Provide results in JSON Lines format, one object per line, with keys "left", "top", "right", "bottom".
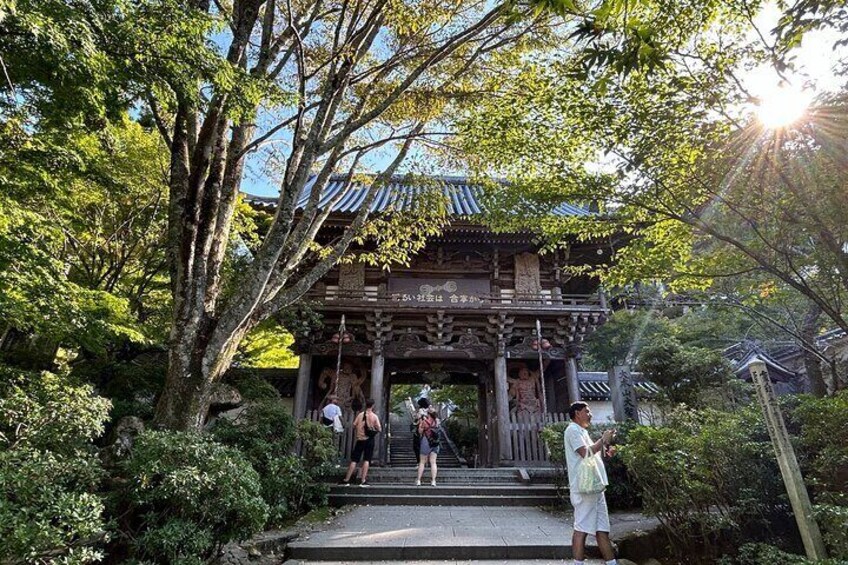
{"left": 211, "top": 400, "right": 295, "bottom": 462}
{"left": 0, "top": 366, "right": 110, "bottom": 563}
{"left": 117, "top": 430, "right": 268, "bottom": 563}
{"left": 444, "top": 419, "right": 479, "bottom": 464}
{"left": 227, "top": 371, "right": 281, "bottom": 402}
{"left": 620, "top": 406, "right": 787, "bottom": 559}
{"left": 296, "top": 419, "right": 338, "bottom": 471}
{"left": 261, "top": 455, "right": 330, "bottom": 525}
{"left": 793, "top": 391, "right": 848, "bottom": 559}
{"left": 213, "top": 409, "right": 332, "bottom": 527}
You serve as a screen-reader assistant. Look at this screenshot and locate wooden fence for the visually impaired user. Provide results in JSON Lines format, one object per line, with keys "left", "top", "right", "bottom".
{"left": 508, "top": 412, "right": 568, "bottom": 465}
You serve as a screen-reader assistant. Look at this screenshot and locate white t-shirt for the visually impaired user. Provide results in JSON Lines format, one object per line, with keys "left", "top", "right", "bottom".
{"left": 322, "top": 403, "right": 342, "bottom": 422}
{"left": 564, "top": 421, "right": 608, "bottom": 494}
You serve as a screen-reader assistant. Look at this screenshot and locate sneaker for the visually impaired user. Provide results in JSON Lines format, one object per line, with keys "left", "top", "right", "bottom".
{"left": 415, "top": 480, "right": 421, "bottom": 486}
{"left": 431, "top": 480, "right": 437, "bottom": 487}
{"left": 339, "top": 480, "right": 351, "bottom": 487}
{"left": 359, "top": 481, "right": 370, "bottom": 487}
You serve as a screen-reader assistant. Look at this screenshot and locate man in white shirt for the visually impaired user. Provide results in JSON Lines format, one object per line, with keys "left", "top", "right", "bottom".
{"left": 564, "top": 401, "right": 617, "bottom": 565}
{"left": 321, "top": 395, "right": 342, "bottom": 428}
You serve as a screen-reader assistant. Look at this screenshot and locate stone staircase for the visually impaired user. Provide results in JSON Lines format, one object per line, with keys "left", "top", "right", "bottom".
{"left": 327, "top": 467, "right": 562, "bottom": 507}
{"left": 388, "top": 412, "right": 464, "bottom": 468}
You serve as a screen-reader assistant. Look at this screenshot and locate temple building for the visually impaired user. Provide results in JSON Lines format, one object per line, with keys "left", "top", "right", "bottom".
{"left": 248, "top": 174, "right": 611, "bottom": 466}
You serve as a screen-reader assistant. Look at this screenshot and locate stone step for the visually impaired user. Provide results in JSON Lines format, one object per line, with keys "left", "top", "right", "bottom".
{"left": 328, "top": 492, "right": 560, "bottom": 507}
{"left": 342, "top": 468, "right": 558, "bottom": 485}
{"left": 286, "top": 505, "right": 631, "bottom": 563}
{"left": 283, "top": 559, "right": 605, "bottom": 565}
{"left": 330, "top": 484, "right": 557, "bottom": 496}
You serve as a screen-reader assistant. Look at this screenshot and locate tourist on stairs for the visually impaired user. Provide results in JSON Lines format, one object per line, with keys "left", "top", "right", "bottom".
{"left": 341, "top": 398, "right": 381, "bottom": 487}
{"left": 415, "top": 407, "right": 441, "bottom": 486}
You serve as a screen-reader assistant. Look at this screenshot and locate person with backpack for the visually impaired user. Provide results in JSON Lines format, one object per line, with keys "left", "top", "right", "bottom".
{"left": 408, "top": 396, "right": 430, "bottom": 461}
{"left": 340, "top": 398, "right": 381, "bottom": 487}
{"left": 415, "top": 407, "right": 441, "bottom": 486}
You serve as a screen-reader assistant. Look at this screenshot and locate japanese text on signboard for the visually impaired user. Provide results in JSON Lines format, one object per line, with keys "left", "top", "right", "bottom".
{"left": 387, "top": 278, "right": 490, "bottom": 304}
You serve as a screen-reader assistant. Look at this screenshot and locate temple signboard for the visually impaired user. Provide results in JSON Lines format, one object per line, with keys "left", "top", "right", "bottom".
{"left": 388, "top": 278, "right": 490, "bottom": 304}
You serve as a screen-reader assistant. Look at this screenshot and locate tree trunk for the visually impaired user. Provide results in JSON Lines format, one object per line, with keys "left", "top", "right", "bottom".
{"left": 153, "top": 320, "right": 247, "bottom": 430}
{"left": 800, "top": 303, "right": 828, "bottom": 397}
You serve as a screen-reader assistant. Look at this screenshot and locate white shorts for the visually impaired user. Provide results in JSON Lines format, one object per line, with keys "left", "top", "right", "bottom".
{"left": 570, "top": 491, "right": 611, "bottom": 534}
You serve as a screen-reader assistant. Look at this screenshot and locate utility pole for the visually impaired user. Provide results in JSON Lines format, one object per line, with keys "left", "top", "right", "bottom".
{"left": 748, "top": 357, "right": 828, "bottom": 560}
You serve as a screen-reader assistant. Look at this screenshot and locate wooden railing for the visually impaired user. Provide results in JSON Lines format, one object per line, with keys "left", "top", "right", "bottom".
{"left": 508, "top": 412, "right": 570, "bottom": 465}
{"left": 304, "top": 288, "right": 605, "bottom": 310}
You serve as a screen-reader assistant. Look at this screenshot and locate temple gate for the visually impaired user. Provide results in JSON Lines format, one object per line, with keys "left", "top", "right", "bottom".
{"left": 250, "top": 175, "right": 610, "bottom": 466}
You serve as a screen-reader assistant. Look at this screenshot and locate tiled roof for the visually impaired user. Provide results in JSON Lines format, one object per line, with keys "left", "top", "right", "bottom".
{"left": 245, "top": 174, "right": 592, "bottom": 217}
{"left": 577, "top": 371, "right": 662, "bottom": 400}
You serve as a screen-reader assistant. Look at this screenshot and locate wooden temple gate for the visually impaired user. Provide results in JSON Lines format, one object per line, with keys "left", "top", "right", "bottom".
{"left": 250, "top": 175, "right": 611, "bottom": 466}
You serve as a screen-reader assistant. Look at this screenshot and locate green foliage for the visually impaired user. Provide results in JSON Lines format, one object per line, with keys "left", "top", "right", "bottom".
{"left": 118, "top": 430, "right": 268, "bottom": 562}
{"left": 212, "top": 405, "right": 332, "bottom": 527}
{"left": 352, "top": 181, "right": 450, "bottom": 269}
{"left": 296, "top": 419, "right": 338, "bottom": 471}
{"left": 793, "top": 391, "right": 848, "bottom": 558}
{"left": 721, "top": 543, "right": 811, "bottom": 565}
{"left": 211, "top": 401, "right": 295, "bottom": 463}
{"left": 582, "top": 309, "right": 672, "bottom": 368}
{"left": 235, "top": 321, "right": 298, "bottom": 369}
{"left": 227, "top": 371, "right": 282, "bottom": 402}
{"left": 621, "top": 406, "right": 788, "bottom": 559}
{"left": 260, "top": 455, "right": 330, "bottom": 526}
{"left": 0, "top": 365, "right": 111, "bottom": 563}
{"left": 637, "top": 335, "right": 735, "bottom": 405}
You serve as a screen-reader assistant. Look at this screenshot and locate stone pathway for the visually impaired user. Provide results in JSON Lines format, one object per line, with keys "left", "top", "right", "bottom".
{"left": 285, "top": 505, "right": 660, "bottom": 562}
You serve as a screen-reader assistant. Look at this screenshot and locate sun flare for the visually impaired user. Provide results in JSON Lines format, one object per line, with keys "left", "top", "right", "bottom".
{"left": 754, "top": 83, "right": 812, "bottom": 128}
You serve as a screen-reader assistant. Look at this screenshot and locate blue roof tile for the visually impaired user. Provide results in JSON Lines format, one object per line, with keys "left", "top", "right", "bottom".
{"left": 246, "top": 174, "right": 592, "bottom": 217}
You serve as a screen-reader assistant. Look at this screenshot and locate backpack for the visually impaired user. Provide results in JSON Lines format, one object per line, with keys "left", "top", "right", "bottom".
{"left": 424, "top": 416, "right": 441, "bottom": 448}
{"left": 362, "top": 412, "right": 379, "bottom": 438}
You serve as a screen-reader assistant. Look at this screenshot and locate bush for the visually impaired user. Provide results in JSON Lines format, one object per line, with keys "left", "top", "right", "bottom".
{"left": 296, "top": 419, "right": 338, "bottom": 470}
{"left": 117, "top": 430, "right": 268, "bottom": 563}
{"left": 0, "top": 366, "right": 110, "bottom": 563}
{"left": 261, "top": 455, "right": 330, "bottom": 525}
{"left": 227, "top": 371, "right": 281, "bottom": 402}
{"left": 620, "top": 405, "right": 787, "bottom": 559}
{"left": 212, "top": 408, "right": 333, "bottom": 527}
{"left": 211, "top": 400, "right": 295, "bottom": 462}
{"left": 793, "top": 391, "right": 848, "bottom": 559}
{"left": 70, "top": 353, "right": 166, "bottom": 424}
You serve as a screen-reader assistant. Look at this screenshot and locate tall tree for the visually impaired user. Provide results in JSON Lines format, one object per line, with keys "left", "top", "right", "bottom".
{"left": 458, "top": 2, "right": 848, "bottom": 393}
{"left": 111, "top": 0, "right": 566, "bottom": 429}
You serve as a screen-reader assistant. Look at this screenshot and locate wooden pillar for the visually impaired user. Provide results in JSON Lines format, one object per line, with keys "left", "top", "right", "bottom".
{"left": 565, "top": 356, "right": 581, "bottom": 404}
{"left": 545, "top": 372, "right": 556, "bottom": 414}
{"left": 370, "top": 341, "right": 386, "bottom": 463}
{"left": 494, "top": 353, "right": 511, "bottom": 462}
{"left": 477, "top": 379, "right": 488, "bottom": 468}
{"left": 749, "top": 358, "right": 828, "bottom": 560}
{"left": 293, "top": 353, "right": 312, "bottom": 420}
{"left": 609, "top": 365, "right": 639, "bottom": 422}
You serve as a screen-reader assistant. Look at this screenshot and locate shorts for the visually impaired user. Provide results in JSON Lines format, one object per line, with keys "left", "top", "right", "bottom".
{"left": 570, "top": 491, "right": 611, "bottom": 534}
{"left": 420, "top": 435, "right": 440, "bottom": 457}
{"left": 350, "top": 437, "right": 375, "bottom": 463}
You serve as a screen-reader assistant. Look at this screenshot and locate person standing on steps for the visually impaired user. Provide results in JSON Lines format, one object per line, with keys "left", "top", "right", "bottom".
{"left": 415, "top": 406, "right": 441, "bottom": 486}
{"left": 408, "top": 396, "right": 430, "bottom": 461}
{"left": 340, "top": 398, "right": 381, "bottom": 487}
{"left": 565, "top": 401, "right": 618, "bottom": 565}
